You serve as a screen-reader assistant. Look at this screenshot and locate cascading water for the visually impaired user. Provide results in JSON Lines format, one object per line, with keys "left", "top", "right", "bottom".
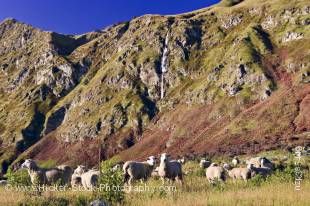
{"left": 160, "top": 32, "right": 169, "bottom": 99}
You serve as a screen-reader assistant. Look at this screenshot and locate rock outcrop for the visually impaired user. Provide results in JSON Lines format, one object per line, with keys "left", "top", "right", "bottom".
{"left": 0, "top": 0, "right": 309, "bottom": 171}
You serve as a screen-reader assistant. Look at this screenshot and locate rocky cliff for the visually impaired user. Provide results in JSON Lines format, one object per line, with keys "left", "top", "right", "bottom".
{"left": 0, "top": 0, "right": 309, "bottom": 172}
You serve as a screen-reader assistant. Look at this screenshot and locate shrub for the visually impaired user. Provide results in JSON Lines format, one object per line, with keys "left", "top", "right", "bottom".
{"left": 95, "top": 157, "right": 125, "bottom": 204}
{"left": 249, "top": 174, "right": 265, "bottom": 187}
{"left": 282, "top": 163, "right": 296, "bottom": 180}
{"left": 266, "top": 161, "right": 301, "bottom": 183}
{"left": 5, "top": 167, "right": 31, "bottom": 186}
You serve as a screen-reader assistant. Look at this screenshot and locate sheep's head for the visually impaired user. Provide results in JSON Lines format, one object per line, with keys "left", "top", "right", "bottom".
{"left": 247, "top": 163, "right": 255, "bottom": 170}
{"left": 21, "top": 159, "right": 37, "bottom": 170}
{"left": 146, "top": 156, "right": 156, "bottom": 166}
{"left": 199, "top": 159, "right": 211, "bottom": 168}
{"left": 260, "top": 157, "right": 273, "bottom": 169}
{"left": 160, "top": 153, "right": 170, "bottom": 164}
{"left": 223, "top": 163, "right": 232, "bottom": 170}
{"left": 74, "top": 165, "right": 87, "bottom": 175}
{"left": 232, "top": 157, "right": 239, "bottom": 162}
{"left": 178, "top": 157, "right": 186, "bottom": 164}
{"left": 260, "top": 158, "right": 265, "bottom": 166}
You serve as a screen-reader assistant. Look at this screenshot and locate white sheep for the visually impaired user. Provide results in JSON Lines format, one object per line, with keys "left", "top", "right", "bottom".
{"left": 205, "top": 163, "right": 225, "bottom": 183}
{"left": 71, "top": 165, "right": 99, "bottom": 189}
{"left": 80, "top": 169, "right": 100, "bottom": 189}
{"left": 223, "top": 163, "right": 251, "bottom": 181}
{"left": 71, "top": 165, "right": 87, "bottom": 187}
{"left": 74, "top": 165, "right": 87, "bottom": 175}
{"left": 21, "top": 159, "right": 72, "bottom": 185}
{"left": 158, "top": 153, "right": 183, "bottom": 184}
{"left": 123, "top": 156, "right": 156, "bottom": 185}
{"left": 246, "top": 157, "right": 262, "bottom": 168}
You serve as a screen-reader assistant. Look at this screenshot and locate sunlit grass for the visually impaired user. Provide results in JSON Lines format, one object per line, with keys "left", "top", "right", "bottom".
{"left": 2, "top": 152, "right": 309, "bottom": 206}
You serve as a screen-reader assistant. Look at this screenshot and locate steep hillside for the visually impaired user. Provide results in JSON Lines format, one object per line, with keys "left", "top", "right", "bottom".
{"left": 0, "top": 0, "right": 309, "bottom": 172}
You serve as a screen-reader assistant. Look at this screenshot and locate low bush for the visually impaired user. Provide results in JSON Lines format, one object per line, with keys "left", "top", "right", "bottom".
{"left": 5, "top": 167, "right": 31, "bottom": 186}
{"left": 95, "top": 157, "right": 125, "bottom": 205}
{"left": 249, "top": 174, "right": 265, "bottom": 187}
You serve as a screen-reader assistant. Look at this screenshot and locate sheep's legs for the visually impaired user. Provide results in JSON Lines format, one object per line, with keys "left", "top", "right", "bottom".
{"left": 128, "top": 177, "right": 133, "bottom": 186}
{"left": 124, "top": 173, "right": 130, "bottom": 184}
{"left": 176, "top": 176, "right": 183, "bottom": 185}
{"left": 140, "top": 178, "right": 147, "bottom": 184}
{"left": 161, "top": 177, "right": 165, "bottom": 185}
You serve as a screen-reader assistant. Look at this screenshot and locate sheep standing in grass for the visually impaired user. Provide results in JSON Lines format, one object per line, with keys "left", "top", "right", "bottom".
{"left": 57, "top": 165, "right": 73, "bottom": 185}
{"left": 246, "top": 156, "right": 274, "bottom": 177}
{"left": 223, "top": 163, "right": 251, "bottom": 181}
{"left": 74, "top": 165, "right": 87, "bottom": 175}
{"left": 80, "top": 169, "right": 100, "bottom": 189}
{"left": 21, "top": 159, "right": 72, "bottom": 185}
{"left": 205, "top": 163, "right": 225, "bottom": 183}
{"left": 200, "top": 159, "right": 211, "bottom": 169}
{"left": 158, "top": 153, "right": 183, "bottom": 184}
{"left": 246, "top": 156, "right": 273, "bottom": 169}
{"left": 248, "top": 164, "right": 272, "bottom": 178}
{"left": 123, "top": 156, "right": 156, "bottom": 185}
{"left": 232, "top": 157, "right": 240, "bottom": 167}
{"left": 71, "top": 165, "right": 87, "bottom": 187}
{"left": 246, "top": 157, "right": 262, "bottom": 168}
{"left": 71, "top": 165, "right": 99, "bottom": 189}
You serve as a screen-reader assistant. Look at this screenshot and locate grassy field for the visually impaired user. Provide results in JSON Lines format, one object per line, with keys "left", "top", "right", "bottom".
{"left": 125, "top": 178, "right": 310, "bottom": 206}
{"left": 1, "top": 150, "right": 309, "bottom": 206}
{"left": 1, "top": 176, "right": 309, "bottom": 206}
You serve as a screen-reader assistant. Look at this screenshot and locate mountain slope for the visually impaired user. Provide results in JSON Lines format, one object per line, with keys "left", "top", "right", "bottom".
{"left": 0, "top": 0, "right": 309, "bottom": 172}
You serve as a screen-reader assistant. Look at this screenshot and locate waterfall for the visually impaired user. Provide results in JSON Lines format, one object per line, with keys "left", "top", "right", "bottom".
{"left": 160, "top": 32, "right": 169, "bottom": 99}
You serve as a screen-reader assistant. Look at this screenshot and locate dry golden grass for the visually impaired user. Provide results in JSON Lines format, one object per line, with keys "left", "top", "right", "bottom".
{"left": 0, "top": 187, "right": 26, "bottom": 206}
{"left": 2, "top": 153, "right": 309, "bottom": 206}
{"left": 125, "top": 181, "right": 310, "bottom": 206}
{"left": 0, "top": 176, "right": 309, "bottom": 206}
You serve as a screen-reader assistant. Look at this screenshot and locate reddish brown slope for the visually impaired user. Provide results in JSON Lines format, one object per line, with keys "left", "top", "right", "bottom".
{"left": 119, "top": 84, "right": 310, "bottom": 161}
{"left": 19, "top": 83, "right": 309, "bottom": 166}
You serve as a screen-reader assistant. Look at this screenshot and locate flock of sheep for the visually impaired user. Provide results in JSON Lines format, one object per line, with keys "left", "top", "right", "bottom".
{"left": 201, "top": 156, "right": 273, "bottom": 183}
{"left": 16, "top": 154, "right": 275, "bottom": 189}
{"left": 122, "top": 154, "right": 274, "bottom": 185}
{"left": 19, "top": 159, "right": 100, "bottom": 189}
